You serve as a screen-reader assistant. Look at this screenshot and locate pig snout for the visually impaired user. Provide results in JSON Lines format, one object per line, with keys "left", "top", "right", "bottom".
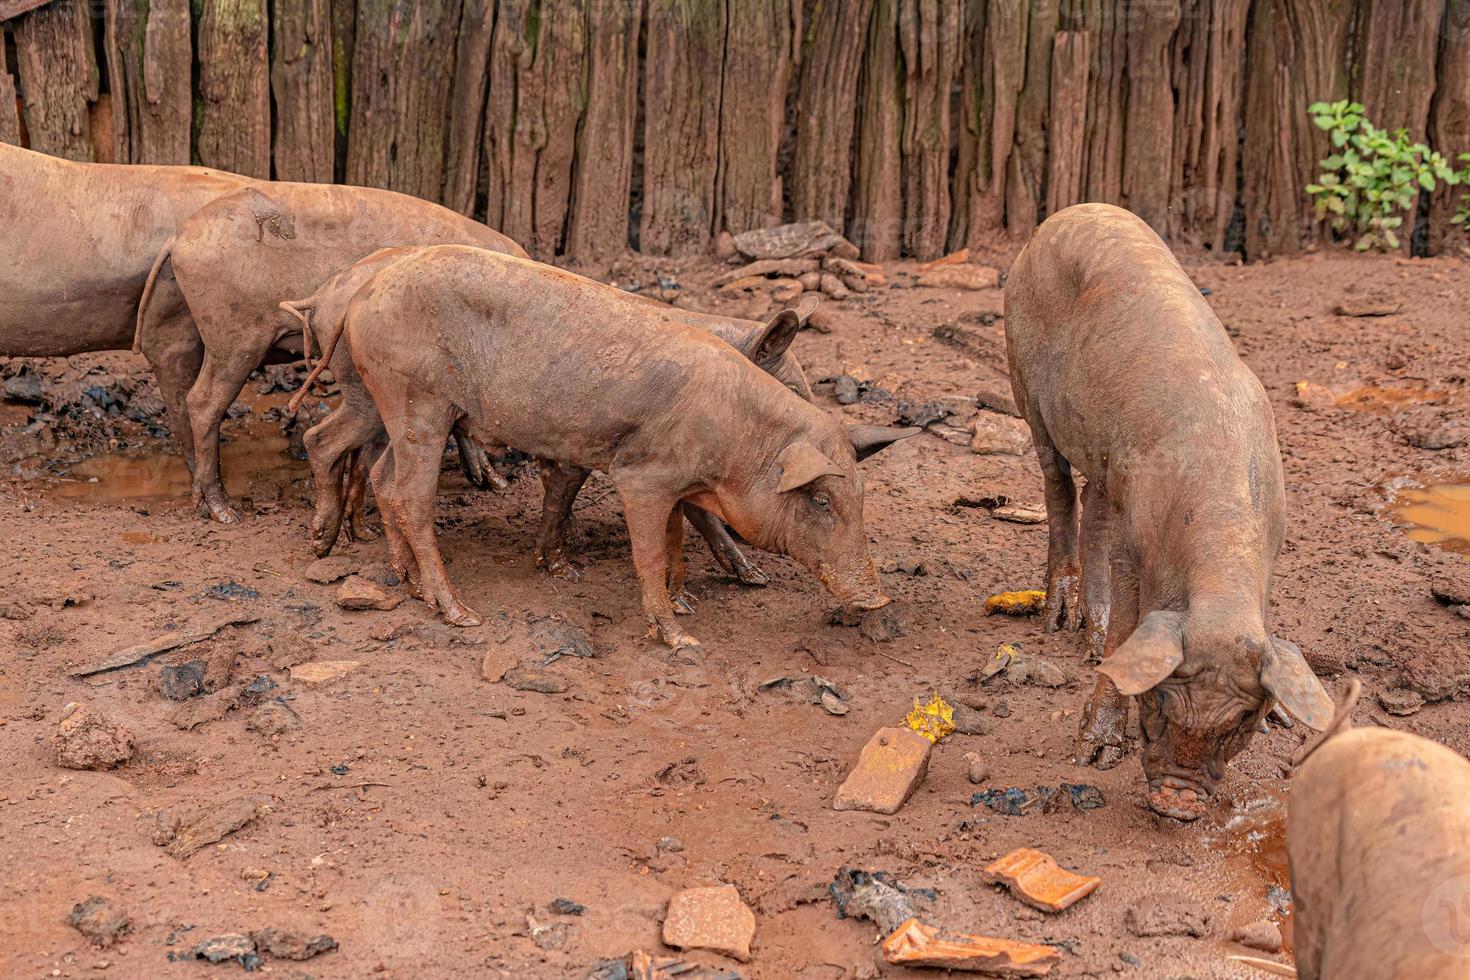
{"left": 815, "top": 558, "right": 890, "bottom": 611}
{"left": 1146, "top": 774, "right": 1212, "bottom": 821}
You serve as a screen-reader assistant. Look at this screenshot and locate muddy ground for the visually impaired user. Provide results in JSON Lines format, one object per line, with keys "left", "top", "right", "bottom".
{"left": 1, "top": 249, "right": 1467, "bottom": 979}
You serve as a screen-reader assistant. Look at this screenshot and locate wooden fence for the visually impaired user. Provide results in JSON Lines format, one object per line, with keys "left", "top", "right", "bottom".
{"left": 2, "top": 0, "right": 1469, "bottom": 262}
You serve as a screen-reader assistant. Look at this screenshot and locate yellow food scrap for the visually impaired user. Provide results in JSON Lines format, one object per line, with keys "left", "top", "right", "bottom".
{"left": 904, "top": 693, "right": 956, "bottom": 744}
{"left": 984, "top": 590, "right": 1046, "bottom": 616}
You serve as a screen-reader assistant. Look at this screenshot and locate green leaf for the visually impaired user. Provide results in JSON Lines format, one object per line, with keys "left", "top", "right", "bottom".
{"left": 1321, "top": 154, "right": 1345, "bottom": 170}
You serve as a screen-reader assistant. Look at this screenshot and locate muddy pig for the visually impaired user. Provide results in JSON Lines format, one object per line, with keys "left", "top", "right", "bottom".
{"left": 282, "top": 247, "right": 846, "bottom": 586}
{"left": 342, "top": 245, "right": 915, "bottom": 643}
{"left": 1004, "top": 203, "right": 1333, "bottom": 820}
{"left": 1288, "top": 679, "right": 1470, "bottom": 978}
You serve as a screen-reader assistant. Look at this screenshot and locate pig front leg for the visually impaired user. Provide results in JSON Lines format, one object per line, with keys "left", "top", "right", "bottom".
{"left": 1075, "top": 543, "right": 1134, "bottom": 769}
{"left": 664, "top": 508, "right": 697, "bottom": 615}
{"left": 342, "top": 443, "right": 384, "bottom": 543}
{"left": 617, "top": 481, "right": 700, "bottom": 649}
{"left": 1079, "top": 480, "right": 1111, "bottom": 662}
{"left": 684, "top": 505, "right": 770, "bottom": 587}
{"left": 1032, "top": 430, "right": 1082, "bottom": 632}
{"left": 302, "top": 384, "right": 387, "bottom": 555}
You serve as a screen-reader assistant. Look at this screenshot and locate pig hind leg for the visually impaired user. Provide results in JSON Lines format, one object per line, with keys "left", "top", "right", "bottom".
{"left": 1075, "top": 539, "right": 1136, "bottom": 769}
{"left": 183, "top": 330, "right": 280, "bottom": 523}
{"left": 664, "top": 508, "right": 696, "bottom": 615}
{"left": 616, "top": 477, "right": 699, "bottom": 649}
{"left": 136, "top": 277, "right": 204, "bottom": 471}
{"left": 1079, "top": 479, "right": 1111, "bottom": 662}
{"left": 685, "top": 505, "right": 770, "bottom": 587}
{"left": 369, "top": 446, "right": 416, "bottom": 591}
{"left": 342, "top": 442, "right": 384, "bottom": 543}
{"left": 535, "top": 462, "right": 590, "bottom": 580}
{"left": 303, "top": 386, "right": 388, "bottom": 556}
{"left": 1030, "top": 422, "right": 1082, "bottom": 632}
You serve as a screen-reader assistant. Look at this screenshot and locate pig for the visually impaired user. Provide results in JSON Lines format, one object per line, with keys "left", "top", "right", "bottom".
{"left": 135, "top": 184, "right": 526, "bottom": 523}
{"left": 339, "top": 245, "right": 915, "bottom": 641}
{"left": 1003, "top": 203, "right": 1333, "bottom": 820}
{"left": 1288, "top": 678, "right": 1470, "bottom": 978}
{"left": 280, "top": 246, "right": 827, "bottom": 586}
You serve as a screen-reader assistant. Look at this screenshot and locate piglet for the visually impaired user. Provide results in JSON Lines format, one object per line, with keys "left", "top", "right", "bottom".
{"left": 1004, "top": 203, "right": 1333, "bottom": 820}
{"left": 1287, "top": 679, "right": 1470, "bottom": 978}
{"left": 342, "top": 245, "right": 915, "bottom": 644}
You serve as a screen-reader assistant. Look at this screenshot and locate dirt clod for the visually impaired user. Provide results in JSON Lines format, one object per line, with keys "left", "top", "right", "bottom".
{"left": 246, "top": 698, "right": 301, "bottom": 736}
{"left": 67, "top": 896, "right": 129, "bottom": 947}
{"left": 250, "top": 926, "right": 337, "bottom": 960}
{"left": 289, "top": 660, "right": 360, "bottom": 685}
{"left": 481, "top": 648, "right": 520, "bottom": 683}
{"left": 1232, "top": 920, "right": 1283, "bottom": 953}
{"left": 1124, "top": 894, "right": 1212, "bottom": 938}
{"left": 161, "top": 796, "right": 272, "bottom": 859}
{"left": 158, "top": 660, "right": 207, "bottom": 700}
{"left": 304, "top": 555, "right": 358, "bottom": 584}
{"left": 662, "top": 884, "right": 756, "bottom": 962}
{"left": 503, "top": 666, "right": 569, "bottom": 694}
{"left": 1378, "top": 687, "right": 1425, "bottom": 716}
{"left": 55, "top": 702, "right": 134, "bottom": 771}
{"left": 192, "top": 934, "right": 257, "bottom": 965}
{"left": 335, "top": 575, "right": 403, "bottom": 611}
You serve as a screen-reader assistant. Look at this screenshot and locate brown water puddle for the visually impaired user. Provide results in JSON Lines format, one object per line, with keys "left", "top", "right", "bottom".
{"left": 46, "top": 431, "right": 306, "bottom": 505}
{"left": 1389, "top": 480, "right": 1470, "bottom": 555}
{"left": 1335, "top": 384, "right": 1453, "bottom": 412}
{"left": 1208, "top": 786, "right": 1294, "bottom": 955}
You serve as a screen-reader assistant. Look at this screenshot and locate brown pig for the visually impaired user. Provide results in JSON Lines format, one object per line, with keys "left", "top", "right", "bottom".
{"left": 341, "top": 245, "right": 915, "bottom": 642}
{"left": 1004, "top": 203, "right": 1333, "bottom": 820}
{"left": 1288, "top": 680, "right": 1470, "bottom": 978}
{"left": 281, "top": 246, "right": 828, "bottom": 586}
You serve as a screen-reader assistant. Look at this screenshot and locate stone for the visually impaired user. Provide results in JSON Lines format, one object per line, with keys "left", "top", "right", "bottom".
{"left": 161, "top": 796, "right": 272, "bottom": 859}
{"left": 770, "top": 278, "right": 803, "bottom": 303}
{"left": 167, "top": 687, "right": 238, "bottom": 730}
{"left": 833, "top": 727, "right": 932, "bottom": 814}
{"left": 193, "top": 934, "right": 256, "bottom": 964}
{"left": 992, "top": 504, "right": 1047, "bottom": 525}
{"left": 798, "top": 271, "right": 822, "bottom": 291}
{"left": 355, "top": 562, "right": 401, "bottom": 587}
{"left": 828, "top": 238, "right": 860, "bottom": 260}
{"left": 733, "top": 220, "right": 843, "bottom": 259}
{"left": 480, "top": 648, "right": 520, "bottom": 684}
{"left": 1007, "top": 655, "right": 1070, "bottom": 689}
{"left": 820, "top": 273, "right": 849, "bottom": 299}
{"left": 661, "top": 884, "right": 756, "bottom": 962}
{"left": 964, "top": 751, "right": 989, "bottom": 784}
{"left": 1125, "top": 894, "right": 1212, "bottom": 938}
{"left": 970, "top": 412, "right": 1031, "bottom": 456}
{"left": 1378, "top": 687, "right": 1425, "bottom": 716}
{"left": 503, "top": 666, "right": 569, "bottom": 694}
{"left": 304, "top": 555, "right": 358, "bottom": 584}
{"left": 246, "top": 698, "right": 301, "bottom": 736}
{"left": 711, "top": 229, "right": 737, "bottom": 260}
{"left": 1232, "top": 920, "right": 1283, "bottom": 953}
{"left": 858, "top": 602, "right": 908, "bottom": 643}
{"left": 712, "top": 258, "right": 819, "bottom": 286}
{"left": 67, "top": 896, "right": 129, "bottom": 947}
{"left": 290, "top": 661, "right": 361, "bottom": 685}
{"left": 250, "top": 926, "right": 337, "bottom": 960}
{"left": 157, "top": 660, "right": 207, "bottom": 700}
{"left": 953, "top": 705, "right": 992, "bottom": 736}
{"left": 55, "top": 703, "right": 134, "bottom": 771}
{"left": 336, "top": 575, "right": 403, "bottom": 611}
{"left": 3, "top": 372, "right": 44, "bottom": 403}
{"left": 974, "top": 385, "right": 1019, "bottom": 417}
{"left": 981, "top": 848, "right": 1101, "bottom": 912}
{"left": 917, "top": 264, "right": 1001, "bottom": 291}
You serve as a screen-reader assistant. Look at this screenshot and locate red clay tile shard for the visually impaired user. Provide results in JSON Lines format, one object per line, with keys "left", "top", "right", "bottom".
{"left": 661, "top": 885, "right": 755, "bottom": 962}
{"left": 881, "top": 918, "right": 1059, "bottom": 975}
{"left": 982, "top": 848, "right": 1101, "bottom": 912}
{"left": 833, "top": 727, "right": 932, "bottom": 814}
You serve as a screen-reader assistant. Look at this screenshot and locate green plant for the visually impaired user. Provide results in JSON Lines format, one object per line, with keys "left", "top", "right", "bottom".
{"left": 1305, "top": 100, "right": 1468, "bottom": 251}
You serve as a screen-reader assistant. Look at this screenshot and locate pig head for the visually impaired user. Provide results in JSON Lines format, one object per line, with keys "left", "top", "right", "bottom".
{"left": 1101, "top": 607, "right": 1333, "bottom": 820}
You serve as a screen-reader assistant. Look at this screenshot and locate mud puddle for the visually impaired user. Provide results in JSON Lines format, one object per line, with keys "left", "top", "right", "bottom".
{"left": 1336, "top": 384, "right": 1453, "bottom": 412}
{"left": 45, "top": 431, "right": 306, "bottom": 505}
{"left": 1208, "top": 786, "right": 1293, "bottom": 952}
{"left": 1388, "top": 479, "right": 1470, "bottom": 554}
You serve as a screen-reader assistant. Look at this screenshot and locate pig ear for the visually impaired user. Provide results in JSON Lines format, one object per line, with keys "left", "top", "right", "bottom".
{"left": 1098, "top": 610, "right": 1185, "bottom": 695}
{"left": 741, "top": 308, "right": 803, "bottom": 372}
{"left": 847, "top": 424, "right": 922, "bottom": 462}
{"left": 777, "top": 442, "right": 845, "bottom": 493}
{"left": 1262, "top": 637, "right": 1334, "bottom": 731}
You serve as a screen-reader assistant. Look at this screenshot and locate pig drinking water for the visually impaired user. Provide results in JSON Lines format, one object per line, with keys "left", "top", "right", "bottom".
{"left": 1004, "top": 203, "right": 1333, "bottom": 820}
{"left": 340, "top": 245, "right": 913, "bottom": 643}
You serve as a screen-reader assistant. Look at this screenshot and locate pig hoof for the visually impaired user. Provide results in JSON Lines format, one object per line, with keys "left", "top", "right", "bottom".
{"left": 442, "top": 603, "right": 483, "bottom": 628}
{"left": 732, "top": 563, "right": 770, "bottom": 587}
{"left": 649, "top": 618, "right": 700, "bottom": 649}
{"left": 539, "top": 556, "right": 582, "bottom": 582}
{"left": 1044, "top": 568, "right": 1081, "bottom": 633}
{"left": 347, "top": 518, "right": 382, "bottom": 542}
{"left": 196, "top": 492, "right": 241, "bottom": 525}
{"left": 672, "top": 591, "right": 698, "bottom": 615}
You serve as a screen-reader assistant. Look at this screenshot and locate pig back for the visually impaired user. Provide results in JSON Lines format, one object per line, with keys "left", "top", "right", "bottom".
{"left": 1288, "top": 727, "right": 1470, "bottom": 978}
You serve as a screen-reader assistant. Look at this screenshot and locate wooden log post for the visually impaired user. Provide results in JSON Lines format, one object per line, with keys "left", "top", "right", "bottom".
{"left": 195, "top": 0, "right": 271, "bottom": 177}
{"left": 443, "top": 0, "right": 494, "bottom": 216}
{"left": 854, "top": 0, "right": 903, "bottom": 261}
{"left": 347, "top": 0, "right": 463, "bottom": 202}
{"left": 1428, "top": 1, "right": 1470, "bottom": 254}
{"left": 965, "top": 0, "right": 1026, "bottom": 249}
{"left": 717, "top": 0, "right": 792, "bottom": 235}
{"left": 640, "top": 0, "right": 725, "bottom": 256}
{"left": 104, "top": 0, "right": 192, "bottom": 165}
{"left": 1240, "top": 0, "right": 1354, "bottom": 259}
{"left": 330, "top": 0, "right": 355, "bottom": 181}
{"left": 949, "top": 0, "right": 985, "bottom": 251}
{"left": 1045, "top": 30, "right": 1090, "bottom": 217}
{"left": 271, "top": 0, "right": 335, "bottom": 183}
{"left": 1003, "top": 0, "right": 1056, "bottom": 240}
{"left": 484, "top": 0, "right": 587, "bottom": 258}
{"left": 900, "top": 0, "right": 962, "bottom": 257}
{"left": 1079, "top": 0, "right": 1127, "bottom": 206}
{"left": 11, "top": 0, "right": 99, "bottom": 161}
{"left": 567, "top": 0, "right": 642, "bottom": 263}
{"left": 0, "top": 58, "right": 20, "bottom": 146}
{"left": 791, "top": 0, "right": 875, "bottom": 230}
{"left": 1121, "top": 0, "right": 1181, "bottom": 233}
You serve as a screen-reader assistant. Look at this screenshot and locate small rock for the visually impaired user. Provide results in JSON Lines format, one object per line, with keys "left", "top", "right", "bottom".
{"left": 548, "top": 898, "right": 586, "bottom": 916}
{"left": 525, "top": 618, "right": 596, "bottom": 662}
{"left": 970, "top": 412, "right": 1032, "bottom": 456}
{"left": 711, "top": 229, "right": 737, "bottom": 260}
{"left": 992, "top": 503, "right": 1047, "bottom": 524}
{"left": 770, "top": 278, "right": 803, "bottom": 303}
{"left": 964, "top": 751, "right": 989, "bottom": 784}
{"left": 157, "top": 660, "right": 207, "bottom": 700}
{"left": 55, "top": 703, "right": 134, "bottom": 771}
{"left": 3, "top": 372, "right": 44, "bottom": 403}
{"left": 1378, "top": 687, "right": 1425, "bottom": 716}
{"left": 1332, "top": 297, "right": 1400, "bottom": 317}
{"left": 916, "top": 264, "right": 1001, "bottom": 291}
{"left": 503, "top": 666, "right": 569, "bottom": 694}
{"left": 953, "top": 704, "right": 992, "bottom": 736}
{"left": 833, "top": 727, "right": 932, "bottom": 814}
{"left": 246, "top": 698, "right": 301, "bottom": 736}
{"left": 1007, "top": 654, "right": 1070, "bottom": 688}
{"left": 805, "top": 303, "right": 834, "bottom": 333}
{"left": 981, "top": 847, "right": 1101, "bottom": 912}
{"left": 527, "top": 912, "right": 568, "bottom": 950}
{"left": 481, "top": 648, "right": 520, "bottom": 684}
{"left": 657, "top": 836, "right": 685, "bottom": 853}
{"left": 355, "top": 562, "right": 401, "bottom": 587}
{"left": 827, "top": 238, "right": 860, "bottom": 260}
{"left": 833, "top": 374, "right": 860, "bottom": 405}
{"left": 336, "top": 575, "right": 403, "bottom": 611}
{"left": 895, "top": 399, "right": 953, "bottom": 429}
{"left": 251, "top": 926, "right": 337, "bottom": 960}
{"left": 993, "top": 701, "right": 1011, "bottom": 718}
{"left": 820, "top": 273, "right": 850, "bottom": 300}
{"left": 304, "top": 555, "right": 358, "bottom": 584}
{"left": 67, "top": 897, "right": 129, "bottom": 947}
{"left": 290, "top": 660, "right": 361, "bottom": 685}
{"left": 1125, "top": 894, "right": 1212, "bottom": 938}
{"left": 167, "top": 687, "right": 239, "bottom": 730}
{"left": 239, "top": 674, "right": 279, "bottom": 705}
{"left": 662, "top": 884, "right": 756, "bottom": 962}
{"left": 193, "top": 934, "right": 256, "bottom": 964}
{"left": 733, "top": 220, "right": 843, "bottom": 260}
{"left": 974, "top": 385, "right": 1019, "bottom": 417}
{"left": 161, "top": 796, "right": 272, "bottom": 859}
{"left": 1232, "top": 920, "right": 1283, "bottom": 953}
{"left": 798, "top": 271, "right": 822, "bottom": 291}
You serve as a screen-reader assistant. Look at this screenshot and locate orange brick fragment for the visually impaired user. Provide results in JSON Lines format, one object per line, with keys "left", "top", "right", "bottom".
{"left": 982, "top": 847, "right": 1100, "bottom": 912}
{"left": 881, "top": 918, "right": 1058, "bottom": 975}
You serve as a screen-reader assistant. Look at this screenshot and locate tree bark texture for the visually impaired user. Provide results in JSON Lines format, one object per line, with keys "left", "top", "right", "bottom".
{"left": 272, "top": 0, "right": 336, "bottom": 183}
{"left": 12, "top": 0, "right": 99, "bottom": 161}
{"left": 566, "top": 0, "right": 642, "bottom": 261}
{"left": 1428, "top": 1, "right": 1470, "bottom": 253}
{"left": 790, "top": 0, "right": 874, "bottom": 230}
{"left": 1122, "top": 0, "right": 1181, "bottom": 233}
{"left": 717, "top": 0, "right": 792, "bottom": 234}
{"left": 854, "top": 0, "right": 903, "bottom": 260}
{"left": 195, "top": 0, "right": 271, "bottom": 177}
{"left": 105, "top": 0, "right": 192, "bottom": 165}
{"left": 1046, "top": 29, "right": 1089, "bottom": 217}
{"left": 443, "top": 0, "right": 494, "bottom": 215}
